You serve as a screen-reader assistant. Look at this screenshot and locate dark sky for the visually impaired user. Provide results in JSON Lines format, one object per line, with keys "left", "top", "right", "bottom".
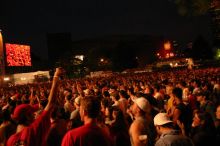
{"left": 1, "top": 0, "right": 213, "bottom": 60}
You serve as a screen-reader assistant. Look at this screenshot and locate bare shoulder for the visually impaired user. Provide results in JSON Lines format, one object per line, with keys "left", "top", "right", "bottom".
{"left": 130, "top": 119, "right": 144, "bottom": 132}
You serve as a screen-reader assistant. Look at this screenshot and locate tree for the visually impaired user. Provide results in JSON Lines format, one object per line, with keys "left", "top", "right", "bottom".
{"left": 170, "top": 0, "right": 213, "bottom": 16}
{"left": 111, "top": 41, "right": 138, "bottom": 71}
{"left": 171, "top": 0, "right": 220, "bottom": 54}
{"left": 191, "top": 35, "right": 213, "bottom": 59}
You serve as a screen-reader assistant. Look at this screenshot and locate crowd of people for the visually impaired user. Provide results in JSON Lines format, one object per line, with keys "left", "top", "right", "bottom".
{"left": 6, "top": 44, "right": 31, "bottom": 66}
{"left": 0, "top": 67, "right": 220, "bottom": 146}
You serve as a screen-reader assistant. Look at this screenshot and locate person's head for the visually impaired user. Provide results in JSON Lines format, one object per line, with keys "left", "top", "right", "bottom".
{"left": 131, "top": 97, "right": 151, "bottom": 116}
{"left": 64, "top": 88, "right": 72, "bottom": 97}
{"left": 216, "top": 105, "right": 220, "bottom": 120}
{"left": 112, "top": 106, "right": 124, "bottom": 121}
{"left": 179, "top": 81, "right": 187, "bottom": 88}
{"left": 166, "top": 85, "right": 174, "bottom": 96}
{"left": 172, "top": 87, "right": 182, "bottom": 103}
{"left": 11, "top": 104, "right": 39, "bottom": 126}
{"left": 84, "top": 89, "right": 94, "bottom": 96}
{"left": 74, "top": 96, "right": 81, "bottom": 108}
{"left": 172, "top": 87, "right": 182, "bottom": 99}
{"left": 192, "top": 80, "right": 201, "bottom": 88}
{"left": 65, "top": 94, "right": 72, "bottom": 102}
{"left": 154, "top": 113, "right": 173, "bottom": 135}
{"left": 111, "top": 94, "right": 120, "bottom": 102}
{"left": 119, "top": 90, "right": 128, "bottom": 99}
{"left": 153, "top": 84, "right": 160, "bottom": 92}
{"left": 102, "top": 91, "right": 110, "bottom": 98}
{"left": 195, "top": 89, "right": 208, "bottom": 103}
{"left": 127, "top": 87, "right": 134, "bottom": 96}
{"left": 79, "top": 96, "right": 101, "bottom": 122}
{"left": 39, "top": 99, "right": 48, "bottom": 109}
{"left": 50, "top": 106, "right": 65, "bottom": 121}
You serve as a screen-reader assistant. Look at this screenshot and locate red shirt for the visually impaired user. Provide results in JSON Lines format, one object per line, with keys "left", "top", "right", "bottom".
{"left": 62, "top": 123, "right": 113, "bottom": 146}
{"left": 7, "top": 110, "right": 51, "bottom": 146}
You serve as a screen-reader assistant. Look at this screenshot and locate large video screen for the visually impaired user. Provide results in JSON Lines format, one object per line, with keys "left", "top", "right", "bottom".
{"left": 6, "top": 43, "right": 32, "bottom": 66}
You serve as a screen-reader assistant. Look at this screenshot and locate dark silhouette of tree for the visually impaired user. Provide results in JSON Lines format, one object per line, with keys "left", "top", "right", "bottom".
{"left": 170, "top": 0, "right": 212, "bottom": 16}
{"left": 86, "top": 47, "right": 101, "bottom": 71}
{"left": 111, "top": 41, "right": 138, "bottom": 71}
{"left": 191, "top": 35, "right": 213, "bottom": 59}
{"left": 171, "top": 0, "right": 220, "bottom": 55}
{"left": 85, "top": 47, "right": 114, "bottom": 71}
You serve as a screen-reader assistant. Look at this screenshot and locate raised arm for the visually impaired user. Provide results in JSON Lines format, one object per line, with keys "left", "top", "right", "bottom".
{"left": 45, "top": 67, "right": 62, "bottom": 111}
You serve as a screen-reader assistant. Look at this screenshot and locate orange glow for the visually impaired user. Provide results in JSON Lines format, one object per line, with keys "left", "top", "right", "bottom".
{"left": 164, "top": 41, "right": 171, "bottom": 50}
{"left": 170, "top": 53, "right": 174, "bottom": 57}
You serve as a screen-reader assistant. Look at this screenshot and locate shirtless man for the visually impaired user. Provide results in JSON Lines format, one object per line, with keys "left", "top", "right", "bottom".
{"left": 129, "top": 97, "right": 155, "bottom": 146}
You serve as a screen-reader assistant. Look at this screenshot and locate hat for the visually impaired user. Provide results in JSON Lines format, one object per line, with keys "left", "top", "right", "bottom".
{"left": 11, "top": 104, "right": 39, "bottom": 121}
{"left": 74, "top": 96, "right": 81, "bottom": 105}
{"left": 83, "top": 89, "right": 90, "bottom": 95}
{"left": 132, "top": 97, "right": 151, "bottom": 113}
{"left": 154, "top": 113, "right": 173, "bottom": 126}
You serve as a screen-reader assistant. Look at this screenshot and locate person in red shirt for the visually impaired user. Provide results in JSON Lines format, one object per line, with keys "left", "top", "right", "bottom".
{"left": 7, "top": 67, "right": 62, "bottom": 146}
{"left": 62, "top": 95, "right": 113, "bottom": 146}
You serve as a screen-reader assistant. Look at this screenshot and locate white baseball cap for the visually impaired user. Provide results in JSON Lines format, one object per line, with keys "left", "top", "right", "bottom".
{"left": 154, "top": 113, "right": 173, "bottom": 126}
{"left": 133, "top": 97, "right": 151, "bottom": 113}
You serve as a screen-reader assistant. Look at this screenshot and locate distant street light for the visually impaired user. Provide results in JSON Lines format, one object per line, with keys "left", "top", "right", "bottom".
{"left": 3, "top": 77, "right": 10, "bottom": 81}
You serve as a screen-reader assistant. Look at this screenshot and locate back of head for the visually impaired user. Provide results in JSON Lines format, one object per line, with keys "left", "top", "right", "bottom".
{"left": 66, "top": 94, "right": 72, "bottom": 101}
{"left": 119, "top": 90, "right": 129, "bottom": 99}
{"left": 81, "top": 96, "right": 101, "bottom": 119}
{"left": 153, "top": 84, "right": 160, "bottom": 92}
{"left": 11, "top": 104, "right": 38, "bottom": 125}
{"left": 172, "top": 87, "right": 182, "bottom": 99}
{"left": 103, "top": 91, "right": 110, "bottom": 98}
{"left": 51, "top": 106, "right": 66, "bottom": 120}
{"left": 180, "top": 81, "right": 187, "bottom": 87}
{"left": 1, "top": 109, "right": 11, "bottom": 122}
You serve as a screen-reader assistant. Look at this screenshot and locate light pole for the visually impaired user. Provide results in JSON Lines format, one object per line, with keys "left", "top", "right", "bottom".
{"left": 0, "top": 30, "right": 6, "bottom": 86}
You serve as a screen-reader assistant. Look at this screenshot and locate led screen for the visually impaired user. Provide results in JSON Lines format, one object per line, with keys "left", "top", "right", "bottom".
{"left": 6, "top": 43, "right": 32, "bottom": 66}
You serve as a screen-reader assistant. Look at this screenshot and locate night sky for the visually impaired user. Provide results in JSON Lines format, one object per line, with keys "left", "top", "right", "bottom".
{"left": 1, "top": 0, "right": 213, "bottom": 60}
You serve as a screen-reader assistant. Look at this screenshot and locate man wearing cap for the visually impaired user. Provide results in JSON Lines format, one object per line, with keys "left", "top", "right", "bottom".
{"left": 69, "top": 96, "right": 83, "bottom": 129}
{"left": 7, "top": 68, "right": 62, "bottom": 146}
{"left": 154, "top": 113, "right": 193, "bottom": 146}
{"left": 129, "top": 97, "right": 156, "bottom": 146}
